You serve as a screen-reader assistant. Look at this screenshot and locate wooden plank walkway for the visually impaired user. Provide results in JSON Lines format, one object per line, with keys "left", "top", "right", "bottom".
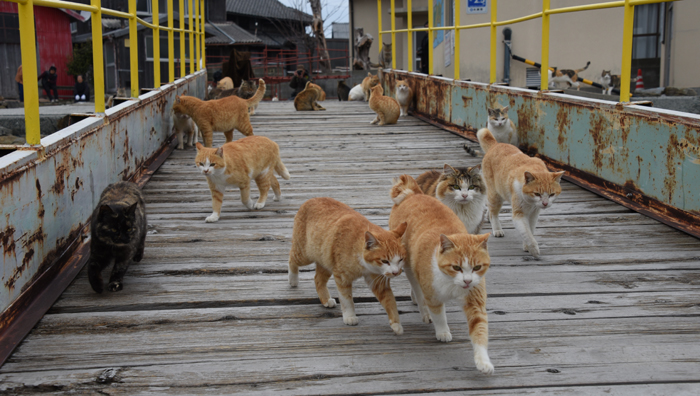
{"left": 1, "top": 101, "right": 700, "bottom": 395}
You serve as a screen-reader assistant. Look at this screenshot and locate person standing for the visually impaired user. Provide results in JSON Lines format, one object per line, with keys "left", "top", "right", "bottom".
{"left": 38, "top": 65, "right": 59, "bottom": 102}
{"left": 74, "top": 75, "right": 90, "bottom": 102}
{"left": 419, "top": 21, "right": 429, "bottom": 75}
{"left": 289, "top": 65, "right": 310, "bottom": 99}
{"left": 15, "top": 65, "right": 23, "bottom": 102}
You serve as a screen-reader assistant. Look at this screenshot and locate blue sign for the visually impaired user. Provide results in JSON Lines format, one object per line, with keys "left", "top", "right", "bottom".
{"left": 433, "top": 0, "right": 444, "bottom": 48}
{"left": 467, "top": 0, "right": 488, "bottom": 14}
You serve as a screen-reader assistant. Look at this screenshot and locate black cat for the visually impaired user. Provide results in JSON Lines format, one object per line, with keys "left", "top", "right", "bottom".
{"left": 88, "top": 182, "right": 147, "bottom": 293}
{"left": 337, "top": 80, "right": 350, "bottom": 101}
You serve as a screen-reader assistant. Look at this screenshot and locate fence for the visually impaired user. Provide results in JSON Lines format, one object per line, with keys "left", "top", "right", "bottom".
{"left": 377, "top": 0, "right": 674, "bottom": 102}
{"left": 4, "top": 0, "right": 207, "bottom": 146}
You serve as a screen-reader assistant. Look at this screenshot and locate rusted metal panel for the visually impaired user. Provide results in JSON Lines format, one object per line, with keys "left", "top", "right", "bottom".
{"left": 0, "top": 71, "right": 206, "bottom": 316}
{"left": 389, "top": 70, "right": 700, "bottom": 238}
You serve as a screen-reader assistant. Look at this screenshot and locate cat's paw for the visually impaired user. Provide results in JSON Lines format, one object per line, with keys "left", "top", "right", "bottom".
{"left": 493, "top": 230, "right": 505, "bottom": 237}
{"left": 475, "top": 357, "right": 494, "bottom": 375}
{"left": 107, "top": 281, "right": 123, "bottom": 292}
{"left": 205, "top": 213, "right": 220, "bottom": 223}
{"left": 343, "top": 315, "right": 359, "bottom": 326}
{"left": 244, "top": 200, "right": 255, "bottom": 210}
{"left": 523, "top": 242, "right": 529, "bottom": 252}
{"left": 436, "top": 331, "right": 452, "bottom": 342}
{"left": 421, "top": 312, "right": 432, "bottom": 324}
{"left": 288, "top": 271, "right": 299, "bottom": 287}
{"left": 273, "top": 194, "right": 281, "bottom": 202}
{"left": 528, "top": 242, "right": 541, "bottom": 258}
{"left": 391, "top": 323, "right": 404, "bottom": 335}
{"left": 323, "top": 298, "right": 337, "bottom": 308}
{"left": 253, "top": 201, "right": 266, "bottom": 210}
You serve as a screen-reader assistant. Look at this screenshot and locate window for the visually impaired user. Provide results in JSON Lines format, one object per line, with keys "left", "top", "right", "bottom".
{"left": 0, "top": 13, "right": 20, "bottom": 44}
{"left": 70, "top": 22, "right": 78, "bottom": 34}
{"left": 633, "top": 4, "right": 662, "bottom": 59}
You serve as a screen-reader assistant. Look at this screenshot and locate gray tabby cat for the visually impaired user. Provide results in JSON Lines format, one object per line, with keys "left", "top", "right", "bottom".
{"left": 415, "top": 164, "right": 488, "bottom": 234}
{"left": 88, "top": 182, "right": 147, "bottom": 293}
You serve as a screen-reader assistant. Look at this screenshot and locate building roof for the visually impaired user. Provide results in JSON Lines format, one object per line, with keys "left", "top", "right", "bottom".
{"left": 205, "top": 22, "right": 263, "bottom": 45}
{"left": 225, "top": 0, "right": 313, "bottom": 23}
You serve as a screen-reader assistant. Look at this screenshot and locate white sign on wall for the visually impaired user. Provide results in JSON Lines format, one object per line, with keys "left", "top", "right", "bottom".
{"left": 466, "top": 0, "right": 488, "bottom": 14}
{"left": 444, "top": 31, "right": 453, "bottom": 67}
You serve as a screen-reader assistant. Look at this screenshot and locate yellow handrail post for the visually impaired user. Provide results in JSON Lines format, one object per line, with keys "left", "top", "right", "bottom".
{"left": 152, "top": 0, "right": 161, "bottom": 88}
{"left": 194, "top": 0, "right": 200, "bottom": 71}
{"left": 620, "top": 0, "right": 634, "bottom": 102}
{"left": 428, "top": 0, "right": 433, "bottom": 75}
{"left": 179, "top": 0, "right": 186, "bottom": 78}
{"left": 167, "top": 0, "right": 174, "bottom": 82}
{"left": 189, "top": 0, "right": 195, "bottom": 74}
{"left": 490, "top": 0, "right": 498, "bottom": 83}
{"left": 377, "top": 0, "right": 383, "bottom": 64}
{"left": 541, "top": 0, "right": 550, "bottom": 90}
{"left": 91, "top": 0, "right": 105, "bottom": 113}
{"left": 390, "top": 0, "right": 396, "bottom": 69}
{"left": 407, "top": 0, "right": 413, "bottom": 72}
{"left": 17, "top": 0, "right": 40, "bottom": 145}
{"left": 200, "top": 0, "right": 206, "bottom": 71}
{"left": 128, "top": 0, "right": 139, "bottom": 97}
{"left": 454, "top": 0, "right": 460, "bottom": 80}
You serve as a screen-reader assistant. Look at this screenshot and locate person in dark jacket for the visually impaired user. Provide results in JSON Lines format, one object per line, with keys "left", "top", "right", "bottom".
{"left": 38, "top": 65, "right": 59, "bottom": 102}
{"left": 74, "top": 75, "right": 90, "bottom": 102}
{"left": 289, "top": 65, "right": 310, "bottom": 99}
{"left": 418, "top": 21, "right": 429, "bottom": 75}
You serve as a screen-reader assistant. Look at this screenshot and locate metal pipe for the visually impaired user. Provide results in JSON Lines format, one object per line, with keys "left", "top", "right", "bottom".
{"left": 17, "top": 0, "right": 40, "bottom": 145}
{"left": 541, "top": 0, "right": 550, "bottom": 90}
{"left": 390, "top": 0, "right": 396, "bottom": 69}
{"left": 407, "top": 0, "right": 412, "bottom": 72}
{"left": 194, "top": 0, "right": 200, "bottom": 71}
{"left": 454, "top": 0, "right": 460, "bottom": 80}
{"left": 152, "top": 0, "right": 161, "bottom": 88}
{"left": 200, "top": 0, "right": 206, "bottom": 70}
{"left": 128, "top": 0, "right": 139, "bottom": 97}
{"left": 620, "top": 0, "right": 634, "bottom": 102}
{"left": 91, "top": 0, "right": 105, "bottom": 112}
{"left": 428, "top": 0, "right": 433, "bottom": 75}
{"left": 189, "top": 0, "right": 195, "bottom": 74}
{"left": 490, "top": 0, "right": 497, "bottom": 83}
{"left": 179, "top": 0, "right": 186, "bottom": 78}
{"left": 502, "top": 27, "right": 511, "bottom": 85}
{"left": 168, "top": 0, "right": 174, "bottom": 82}
{"left": 377, "top": 0, "right": 383, "bottom": 63}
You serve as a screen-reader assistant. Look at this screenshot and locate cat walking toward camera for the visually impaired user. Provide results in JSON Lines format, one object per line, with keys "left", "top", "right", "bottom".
{"left": 289, "top": 197, "right": 407, "bottom": 334}
{"left": 88, "top": 182, "right": 147, "bottom": 294}
{"left": 395, "top": 80, "right": 413, "bottom": 117}
{"left": 195, "top": 136, "right": 289, "bottom": 223}
{"left": 477, "top": 128, "right": 564, "bottom": 258}
{"left": 389, "top": 175, "right": 494, "bottom": 375}
{"left": 486, "top": 106, "right": 518, "bottom": 146}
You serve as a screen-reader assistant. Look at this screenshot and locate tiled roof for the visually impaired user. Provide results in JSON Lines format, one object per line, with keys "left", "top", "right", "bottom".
{"left": 205, "top": 22, "right": 263, "bottom": 45}
{"left": 225, "top": 0, "right": 313, "bottom": 23}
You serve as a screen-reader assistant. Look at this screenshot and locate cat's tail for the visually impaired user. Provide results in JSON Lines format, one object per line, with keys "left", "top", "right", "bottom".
{"left": 275, "top": 159, "right": 291, "bottom": 180}
{"left": 247, "top": 79, "right": 266, "bottom": 107}
{"left": 576, "top": 61, "right": 591, "bottom": 73}
{"left": 390, "top": 174, "right": 423, "bottom": 205}
{"left": 477, "top": 128, "right": 498, "bottom": 153}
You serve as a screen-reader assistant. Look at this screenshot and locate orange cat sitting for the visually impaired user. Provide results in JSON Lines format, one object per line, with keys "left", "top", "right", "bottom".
{"left": 477, "top": 128, "right": 564, "bottom": 258}
{"left": 389, "top": 175, "right": 494, "bottom": 375}
{"left": 173, "top": 79, "right": 266, "bottom": 147}
{"left": 369, "top": 85, "right": 400, "bottom": 126}
{"left": 289, "top": 197, "right": 407, "bottom": 334}
{"left": 294, "top": 81, "right": 326, "bottom": 111}
{"left": 194, "top": 136, "right": 289, "bottom": 223}
{"left": 361, "top": 73, "right": 380, "bottom": 102}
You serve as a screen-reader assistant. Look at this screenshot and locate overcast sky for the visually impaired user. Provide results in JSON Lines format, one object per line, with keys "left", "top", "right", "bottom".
{"left": 278, "top": 0, "right": 350, "bottom": 28}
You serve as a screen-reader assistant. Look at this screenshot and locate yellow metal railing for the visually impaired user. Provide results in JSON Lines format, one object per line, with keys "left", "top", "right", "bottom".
{"left": 378, "top": 0, "right": 675, "bottom": 103}
{"left": 7, "top": 0, "right": 205, "bottom": 146}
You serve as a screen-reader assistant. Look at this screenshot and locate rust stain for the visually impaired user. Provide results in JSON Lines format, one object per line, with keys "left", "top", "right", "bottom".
{"left": 461, "top": 95, "right": 472, "bottom": 108}
{"left": 71, "top": 176, "right": 83, "bottom": 202}
{"left": 50, "top": 154, "right": 71, "bottom": 195}
{"left": 589, "top": 112, "right": 615, "bottom": 170}
{"left": 5, "top": 248, "right": 34, "bottom": 291}
{"left": 1, "top": 225, "right": 16, "bottom": 258}
{"left": 664, "top": 134, "right": 682, "bottom": 201}
{"left": 36, "top": 179, "right": 45, "bottom": 219}
{"left": 122, "top": 134, "right": 130, "bottom": 162}
{"left": 22, "top": 229, "right": 45, "bottom": 248}
{"left": 517, "top": 104, "right": 536, "bottom": 144}
{"left": 555, "top": 106, "right": 569, "bottom": 149}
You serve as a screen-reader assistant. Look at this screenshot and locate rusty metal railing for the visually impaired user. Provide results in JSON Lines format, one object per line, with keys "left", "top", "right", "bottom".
{"left": 377, "top": 0, "right": 675, "bottom": 102}
{"left": 5, "top": 0, "right": 206, "bottom": 146}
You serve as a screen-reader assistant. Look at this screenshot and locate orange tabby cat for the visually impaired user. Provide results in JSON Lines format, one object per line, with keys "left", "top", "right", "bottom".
{"left": 289, "top": 197, "right": 407, "bottom": 334}
{"left": 309, "top": 82, "right": 326, "bottom": 101}
{"left": 389, "top": 175, "right": 494, "bottom": 375}
{"left": 395, "top": 79, "right": 413, "bottom": 117}
{"left": 369, "top": 85, "right": 400, "bottom": 125}
{"left": 294, "top": 81, "right": 326, "bottom": 111}
{"left": 477, "top": 128, "right": 564, "bottom": 258}
{"left": 173, "top": 79, "right": 265, "bottom": 147}
{"left": 194, "top": 136, "right": 290, "bottom": 223}
{"left": 361, "top": 73, "right": 380, "bottom": 102}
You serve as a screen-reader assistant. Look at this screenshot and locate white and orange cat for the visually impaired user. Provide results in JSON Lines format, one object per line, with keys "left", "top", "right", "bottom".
{"left": 289, "top": 197, "right": 407, "bottom": 334}
{"left": 389, "top": 175, "right": 494, "bottom": 375}
{"left": 173, "top": 113, "right": 199, "bottom": 150}
{"left": 477, "top": 128, "right": 564, "bottom": 257}
{"left": 487, "top": 106, "right": 517, "bottom": 146}
{"left": 173, "top": 79, "right": 266, "bottom": 147}
{"left": 369, "top": 85, "right": 400, "bottom": 125}
{"left": 194, "top": 136, "right": 290, "bottom": 223}
{"left": 395, "top": 80, "right": 413, "bottom": 117}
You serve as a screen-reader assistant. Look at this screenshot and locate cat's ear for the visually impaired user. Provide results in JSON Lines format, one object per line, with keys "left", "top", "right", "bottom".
{"left": 439, "top": 234, "right": 455, "bottom": 253}
{"left": 443, "top": 164, "right": 457, "bottom": 176}
{"left": 175, "top": 95, "right": 180, "bottom": 103}
{"left": 502, "top": 105, "right": 509, "bottom": 112}
{"left": 126, "top": 202, "right": 139, "bottom": 215}
{"left": 214, "top": 147, "right": 224, "bottom": 158}
{"left": 476, "top": 233, "right": 490, "bottom": 249}
{"left": 524, "top": 171, "right": 536, "bottom": 184}
{"left": 98, "top": 204, "right": 114, "bottom": 216}
{"left": 365, "top": 232, "right": 379, "bottom": 250}
{"left": 552, "top": 171, "right": 565, "bottom": 183}
{"left": 487, "top": 108, "right": 495, "bottom": 116}
{"left": 195, "top": 142, "right": 204, "bottom": 151}
{"left": 468, "top": 164, "right": 482, "bottom": 175}
{"left": 392, "top": 222, "right": 408, "bottom": 238}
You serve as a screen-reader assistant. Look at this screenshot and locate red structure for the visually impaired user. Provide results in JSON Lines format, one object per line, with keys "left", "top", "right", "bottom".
{"left": 0, "top": 3, "right": 74, "bottom": 100}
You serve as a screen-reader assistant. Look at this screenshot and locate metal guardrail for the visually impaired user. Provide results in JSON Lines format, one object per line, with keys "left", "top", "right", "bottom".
{"left": 5, "top": 0, "right": 206, "bottom": 146}
{"left": 377, "top": 0, "right": 676, "bottom": 102}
